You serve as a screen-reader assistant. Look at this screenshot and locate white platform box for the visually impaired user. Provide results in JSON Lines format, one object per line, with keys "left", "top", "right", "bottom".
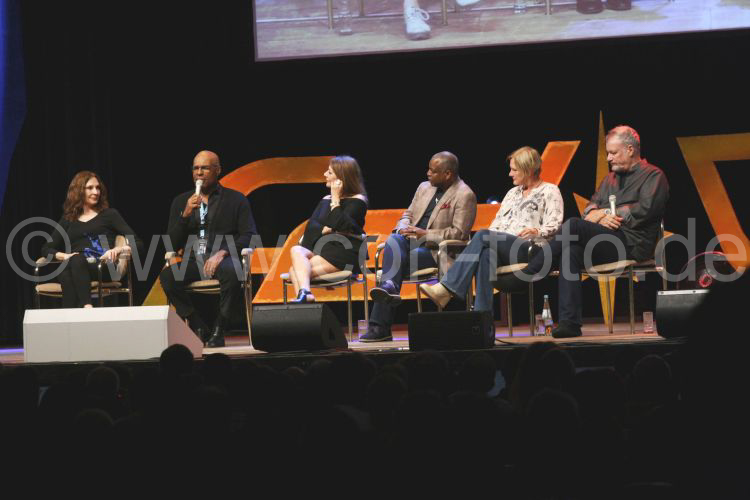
{"left": 23, "top": 306, "right": 203, "bottom": 363}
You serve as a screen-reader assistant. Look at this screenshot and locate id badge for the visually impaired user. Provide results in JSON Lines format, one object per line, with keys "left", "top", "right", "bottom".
{"left": 196, "top": 238, "right": 208, "bottom": 256}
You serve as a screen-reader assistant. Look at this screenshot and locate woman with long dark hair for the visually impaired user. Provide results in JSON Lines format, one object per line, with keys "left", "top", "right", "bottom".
{"left": 42, "top": 171, "right": 142, "bottom": 308}
{"left": 288, "top": 156, "right": 368, "bottom": 303}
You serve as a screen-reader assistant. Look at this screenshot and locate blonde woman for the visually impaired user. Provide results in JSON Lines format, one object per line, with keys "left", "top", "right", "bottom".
{"left": 421, "top": 146, "right": 563, "bottom": 311}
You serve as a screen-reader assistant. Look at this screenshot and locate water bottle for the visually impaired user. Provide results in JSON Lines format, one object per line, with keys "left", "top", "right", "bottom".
{"left": 541, "top": 294, "right": 554, "bottom": 335}
{"left": 337, "top": 0, "right": 354, "bottom": 35}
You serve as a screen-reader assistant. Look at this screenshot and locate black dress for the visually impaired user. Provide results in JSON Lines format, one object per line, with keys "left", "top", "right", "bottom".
{"left": 301, "top": 197, "right": 368, "bottom": 274}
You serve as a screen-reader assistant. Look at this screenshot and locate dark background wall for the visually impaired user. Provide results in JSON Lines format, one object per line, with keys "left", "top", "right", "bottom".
{"left": 2, "top": 1, "right": 749, "bottom": 344}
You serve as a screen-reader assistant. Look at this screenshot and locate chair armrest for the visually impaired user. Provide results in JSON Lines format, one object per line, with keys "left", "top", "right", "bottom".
{"left": 35, "top": 256, "right": 60, "bottom": 278}
{"left": 437, "top": 240, "right": 469, "bottom": 279}
{"left": 241, "top": 248, "right": 254, "bottom": 282}
{"left": 438, "top": 239, "right": 468, "bottom": 249}
{"left": 373, "top": 242, "right": 387, "bottom": 281}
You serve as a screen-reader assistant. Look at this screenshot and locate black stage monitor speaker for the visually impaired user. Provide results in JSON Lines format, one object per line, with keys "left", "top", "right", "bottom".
{"left": 408, "top": 310, "right": 495, "bottom": 351}
{"left": 251, "top": 304, "right": 347, "bottom": 352}
{"left": 655, "top": 289, "right": 710, "bottom": 339}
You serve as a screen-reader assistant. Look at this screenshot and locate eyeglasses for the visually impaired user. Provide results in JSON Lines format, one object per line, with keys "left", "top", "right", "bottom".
{"left": 192, "top": 165, "right": 214, "bottom": 172}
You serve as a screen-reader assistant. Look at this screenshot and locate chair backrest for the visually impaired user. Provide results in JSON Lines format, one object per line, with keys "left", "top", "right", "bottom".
{"left": 473, "top": 204, "right": 500, "bottom": 232}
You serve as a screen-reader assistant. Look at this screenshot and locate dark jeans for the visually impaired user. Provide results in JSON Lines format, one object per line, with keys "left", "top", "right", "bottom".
{"left": 370, "top": 233, "right": 437, "bottom": 329}
{"left": 441, "top": 229, "right": 531, "bottom": 312}
{"left": 525, "top": 217, "right": 630, "bottom": 326}
{"left": 57, "top": 253, "right": 113, "bottom": 307}
{"left": 159, "top": 256, "right": 244, "bottom": 327}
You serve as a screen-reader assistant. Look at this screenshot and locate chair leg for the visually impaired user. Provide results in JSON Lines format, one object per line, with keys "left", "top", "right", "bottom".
{"left": 34, "top": 291, "right": 41, "bottom": 309}
{"left": 528, "top": 281, "right": 535, "bottom": 337}
{"left": 416, "top": 284, "right": 423, "bottom": 313}
{"left": 362, "top": 274, "right": 369, "bottom": 324}
{"left": 629, "top": 267, "right": 635, "bottom": 335}
{"left": 359, "top": 0, "right": 365, "bottom": 16}
{"left": 327, "top": 0, "right": 333, "bottom": 29}
{"left": 347, "top": 279, "right": 353, "bottom": 342}
{"left": 244, "top": 277, "right": 254, "bottom": 341}
{"left": 604, "top": 277, "right": 613, "bottom": 334}
{"left": 442, "top": 0, "right": 448, "bottom": 25}
{"left": 127, "top": 264, "right": 134, "bottom": 306}
{"left": 97, "top": 263, "right": 104, "bottom": 307}
{"left": 507, "top": 293, "right": 513, "bottom": 337}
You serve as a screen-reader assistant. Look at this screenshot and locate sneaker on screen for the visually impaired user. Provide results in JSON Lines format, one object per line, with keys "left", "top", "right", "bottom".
{"left": 404, "top": 6, "right": 431, "bottom": 40}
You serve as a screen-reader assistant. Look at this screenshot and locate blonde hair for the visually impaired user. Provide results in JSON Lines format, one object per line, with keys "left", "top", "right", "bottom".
{"left": 507, "top": 146, "right": 542, "bottom": 180}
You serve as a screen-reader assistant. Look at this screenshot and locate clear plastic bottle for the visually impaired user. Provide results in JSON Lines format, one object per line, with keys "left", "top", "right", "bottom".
{"left": 337, "top": 0, "right": 354, "bottom": 35}
{"left": 541, "top": 294, "right": 554, "bottom": 335}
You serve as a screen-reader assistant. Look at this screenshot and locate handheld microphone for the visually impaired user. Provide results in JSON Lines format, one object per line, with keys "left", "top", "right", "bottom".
{"left": 195, "top": 179, "right": 203, "bottom": 197}
{"left": 609, "top": 195, "right": 617, "bottom": 216}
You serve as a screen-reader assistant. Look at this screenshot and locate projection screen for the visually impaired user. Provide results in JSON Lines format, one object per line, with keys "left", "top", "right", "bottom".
{"left": 253, "top": 0, "right": 750, "bottom": 61}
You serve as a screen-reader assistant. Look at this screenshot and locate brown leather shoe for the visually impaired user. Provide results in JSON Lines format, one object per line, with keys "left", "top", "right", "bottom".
{"left": 419, "top": 283, "right": 452, "bottom": 309}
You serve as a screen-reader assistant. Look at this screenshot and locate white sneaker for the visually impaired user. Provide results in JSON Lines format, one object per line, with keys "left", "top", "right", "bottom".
{"left": 404, "top": 6, "right": 430, "bottom": 40}
{"left": 455, "top": 0, "right": 480, "bottom": 6}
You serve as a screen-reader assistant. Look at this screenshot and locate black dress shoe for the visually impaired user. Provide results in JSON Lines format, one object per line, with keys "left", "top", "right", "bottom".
{"left": 195, "top": 327, "right": 211, "bottom": 344}
{"left": 205, "top": 326, "right": 226, "bottom": 347}
{"left": 187, "top": 314, "right": 210, "bottom": 343}
{"left": 605, "top": 0, "right": 631, "bottom": 10}
{"left": 551, "top": 322, "right": 582, "bottom": 339}
{"left": 577, "top": 0, "right": 603, "bottom": 13}
{"left": 359, "top": 325, "right": 393, "bottom": 342}
{"left": 370, "top": 280, "right": 402, "bottom": 306}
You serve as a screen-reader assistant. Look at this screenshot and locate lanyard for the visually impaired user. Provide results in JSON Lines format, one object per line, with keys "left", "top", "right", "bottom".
{"left": 199, "top": 202, "right": 208, "bottom": 239}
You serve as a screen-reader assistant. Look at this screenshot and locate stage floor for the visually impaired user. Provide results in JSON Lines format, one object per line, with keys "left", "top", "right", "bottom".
{"left": 0, "top": 320, "right": 671, "bottom": 366}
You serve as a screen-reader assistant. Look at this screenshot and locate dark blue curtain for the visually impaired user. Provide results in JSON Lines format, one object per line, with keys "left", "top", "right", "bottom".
{"left": 0, "top": 0, "right": 25, "bottom": 211}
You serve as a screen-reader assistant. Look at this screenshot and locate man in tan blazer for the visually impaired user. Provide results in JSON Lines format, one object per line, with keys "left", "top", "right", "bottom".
{"left": 361, "top": 151, "right": 477, "bottom": 342}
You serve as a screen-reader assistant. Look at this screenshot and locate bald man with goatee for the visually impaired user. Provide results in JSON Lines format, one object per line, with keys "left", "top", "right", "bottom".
{"left": 160, "top": 150, "right": 257, "bottom": 348}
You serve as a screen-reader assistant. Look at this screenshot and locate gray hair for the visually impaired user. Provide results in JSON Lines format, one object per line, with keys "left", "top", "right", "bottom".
{"left": 606, "top": 125, "right": 641, "bottom": 155}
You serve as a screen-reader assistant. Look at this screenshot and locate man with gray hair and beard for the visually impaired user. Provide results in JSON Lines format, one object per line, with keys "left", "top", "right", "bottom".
{"left": 506, "top": 125, "right": 669, "bottom": 338}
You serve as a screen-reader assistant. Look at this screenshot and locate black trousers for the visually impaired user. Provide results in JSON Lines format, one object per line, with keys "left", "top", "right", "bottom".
{"left": 57, "top": 253, "right": 113, "bottom": 307}
{"left": 159, "top": 256, "right": 244, "bottom": 327}
{"left": 525, "top": 218, "right": 630, "bottom": 326}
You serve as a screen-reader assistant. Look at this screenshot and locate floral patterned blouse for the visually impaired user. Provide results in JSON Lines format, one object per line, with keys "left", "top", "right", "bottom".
{"left": 488, "top": 182, "right": 564, "bottom": 241}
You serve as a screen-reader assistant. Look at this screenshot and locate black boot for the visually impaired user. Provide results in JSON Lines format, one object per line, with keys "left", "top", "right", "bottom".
{"left": 187, "top": 313, "right": 210, "bottom": 343}
{"left": 205, "top": 325, "right": 226, "bottom": 348}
